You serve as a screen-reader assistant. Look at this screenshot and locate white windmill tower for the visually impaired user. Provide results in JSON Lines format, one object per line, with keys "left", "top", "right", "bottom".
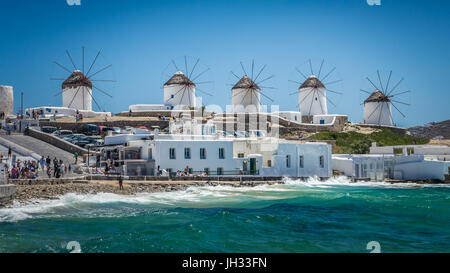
{"left": 290, "top": 60, "right": 343, "bottom": 117}
{"left": 163, "top": 57, "right": 213, "bottom": 110}
{"left": 0, "top": 85, "right": 14, "bottom": 118}
{"left": 164, "top": 71, "right": 196, "bottom": 109}
{"left": 232, "top": 76, "right": 261, "bottom": 113}
{"left": 61, "top": 70, "right": 93, "bottom": 110}
{"left": 231, "top": 60, "right": 274, "bottom": 113}
{"left": 52, "top": 47, "right": 114, "bottom": 111}
{"left": 360, "top": 70, "right": 410, "bottom": 126}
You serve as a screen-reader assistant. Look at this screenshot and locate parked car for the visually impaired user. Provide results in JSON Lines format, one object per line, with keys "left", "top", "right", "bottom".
{"left": 63, "top": 134, "right": 87, "bottom": 142}
{"left": 41, "top": 126, "right": 57, "bottom": 134}
{"left": 52, "top": 130, "right": 73, "bottom": 137}
{"left": 100, "top": 127, "right": 115, "bottom": 135}
{"left": 84, "top": 124, "right": 99, "bottom": 135}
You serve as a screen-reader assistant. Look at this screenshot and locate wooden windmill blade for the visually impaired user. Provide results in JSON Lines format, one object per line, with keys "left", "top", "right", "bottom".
{"left": 361, "top": 70, "right": 410, "bottom": 126}
{"left": 52, "top": 47, "right": 115, "bottom": 112}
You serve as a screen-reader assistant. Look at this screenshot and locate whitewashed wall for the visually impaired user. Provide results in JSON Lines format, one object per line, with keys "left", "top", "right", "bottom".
{"left": 0, "top": 86, "right": 13, "bottom": 117}
{"left": 62, "top": 86, "right": 92, "bottom": 111}
{"left": 232, "top": 88, "right": 260, "bottom": 113}
{"left": 298, "top": 87, "right": 327, "bottom": 116}
{"left": 164, "top": 84, "right": 196, "bottom": 109}
{"left": 363, "top": 101, "right": 393, "bottom": 126}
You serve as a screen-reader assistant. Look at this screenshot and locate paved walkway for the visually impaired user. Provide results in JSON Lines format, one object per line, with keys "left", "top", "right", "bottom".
{"left": 0, "top": 133, "right": 76, "bottom": 165}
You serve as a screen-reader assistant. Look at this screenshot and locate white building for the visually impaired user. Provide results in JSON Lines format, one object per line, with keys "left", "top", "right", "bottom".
{"left": 272, "top": 111, "right": 302, "bottom": 123}
{"left": 363, "top": 90, "right": 393, "bottom": 126}
{"left": 298, "top": 76, "right": 328, "bottom": 116}
{"left": 25, "top": 106, "right": 111, "bottom": 119}
{"left": 231, "top": 76, "right": 261, "bottom": 113}
{"left": 333, "top": 144, "right": 450, "bottom": 181}
{"left": 119, "top": 133, "right": 332, "bottom": 178}
{"left": 164, "top": 71, "right": 196, "bottom": 109}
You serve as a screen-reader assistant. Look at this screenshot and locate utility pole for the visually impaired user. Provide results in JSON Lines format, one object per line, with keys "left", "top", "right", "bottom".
{"left": 20, "top": 92, "right": 23, "bottom": 119}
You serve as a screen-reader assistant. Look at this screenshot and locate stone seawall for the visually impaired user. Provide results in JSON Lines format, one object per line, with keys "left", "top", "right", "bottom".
{"left": 25, "top": 128, "right": 90, "bottom": 156}
{"left": 86, "top": 175, "right": 285, "bottom": 182}
{"left": 0, "top": 184, "right": 16, "bottom": 205}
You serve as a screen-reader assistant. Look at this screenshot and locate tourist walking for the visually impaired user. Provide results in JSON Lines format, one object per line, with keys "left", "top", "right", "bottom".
{"left": 8, "top": 146, "right": 12, "bottom": 159}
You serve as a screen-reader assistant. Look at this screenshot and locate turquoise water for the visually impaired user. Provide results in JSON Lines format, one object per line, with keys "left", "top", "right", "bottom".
{"left": 0, "top": 177, "right": 449, "bottom": 253}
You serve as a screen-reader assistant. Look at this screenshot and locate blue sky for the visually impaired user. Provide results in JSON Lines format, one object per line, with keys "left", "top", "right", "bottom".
{"left": 0, "top": 0, "right": 449, "bottom": 127}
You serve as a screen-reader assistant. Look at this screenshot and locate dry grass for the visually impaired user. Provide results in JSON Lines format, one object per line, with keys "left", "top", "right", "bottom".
{"left": 343, "top": 123, "right": 381, "bottom": 135}
{"left": 429, "top": 139, "right": 450, "bottom": 146}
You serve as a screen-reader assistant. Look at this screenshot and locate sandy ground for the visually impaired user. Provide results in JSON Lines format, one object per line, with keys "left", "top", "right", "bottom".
{"left": 343, "top": 123, "right": 381, "bottom": 134}
{"left": 429, "top": 139, "right": 450, "bottom": 146}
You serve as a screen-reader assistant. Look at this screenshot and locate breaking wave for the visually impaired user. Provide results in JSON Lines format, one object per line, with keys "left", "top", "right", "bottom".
{"left": 1, "top": 176, "right": 448, "bottom": 222}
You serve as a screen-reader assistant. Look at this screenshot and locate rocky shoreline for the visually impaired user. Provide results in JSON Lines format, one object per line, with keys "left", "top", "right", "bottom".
{"left": 2, "top": 176, "right": 448, "bottom": 208}
{"left": 2, "top": 179, "right": 282, "bottom": 207}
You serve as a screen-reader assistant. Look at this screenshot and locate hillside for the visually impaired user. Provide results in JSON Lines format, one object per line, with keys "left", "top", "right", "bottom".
{"left": 310, "top": 129, "right": 429, "bottom": 154}
{"left": 407, "top": 120, "right": 450, "bottom": 139}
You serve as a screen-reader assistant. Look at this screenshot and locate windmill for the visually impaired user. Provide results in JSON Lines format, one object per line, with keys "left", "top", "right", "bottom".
{"left": 51, "top": 47, "right": 114, "bottom": 112}
{"left": 360, "top": 70, "right": 410, "bottom": 127}
{"left": 230, "top": 60, "right": 275, "bottom": 113}
{"left": 162, "top": 56, "right": 213, "bottom": 110}
{"left": 289, "top": 59, "right": 343, "bottom": 116}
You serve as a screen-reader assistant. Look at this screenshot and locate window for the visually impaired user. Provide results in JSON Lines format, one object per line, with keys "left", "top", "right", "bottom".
{"left": 217, "top": 167, "right": 223, "bottom": 175}
{"left": 169, "top": 148, "right": 176, "bottom": 160}
{"left": 286, "top": 155, "right": 291, "bottom": 168}
{"left": 319, "top": 156, "right": 324, "bottom": 168}
{"left": 407, "top": 148, "right": 415, "bottom": 155}
{"left": 200, "top": 148, "right": 207, "bottom": 159}
{"left": 299, "top": 155, "right": 304, "bottom": 168}
{"left": 219, "top": 148, "right": 225, "bottom": 159}
{"left": 267, "top": 160, "right": 272, "bottom": 167}
{"left": 171, "top": 94, "right": 174, "bottom": 99}
{"left": 204, "top": 168, "right": 210, "bottom": 175}
{"left": 148, "top": 148, "right": 153, "bottom": 160}
{"left": 184, "top": 148, "right": 191, "bottom": 159}
{"left": 238, "top": 153, "right": 245, "bottom": 158}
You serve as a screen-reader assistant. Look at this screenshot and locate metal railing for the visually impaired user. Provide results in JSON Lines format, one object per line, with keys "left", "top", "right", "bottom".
{"left": 168, "top": 170, "right": 260, "bottom": 177}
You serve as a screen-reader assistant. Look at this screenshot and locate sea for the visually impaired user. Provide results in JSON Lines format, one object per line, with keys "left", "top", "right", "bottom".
{"left": 0, "top": 177, "right": 449, "bottom": 253}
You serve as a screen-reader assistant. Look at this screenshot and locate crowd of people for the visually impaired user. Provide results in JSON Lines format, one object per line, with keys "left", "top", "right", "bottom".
{"left": 1, "top": 153, "right": 72, "bottom": 180}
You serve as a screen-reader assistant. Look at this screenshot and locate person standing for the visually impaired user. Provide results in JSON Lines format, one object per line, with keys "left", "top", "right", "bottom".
{"left": 40, "top": 156, "right": 45, "bottom": 171}
{"left": 8, "top": 146, "right": 12, "bottom": 159}
{"left": 46, "top": 156, "right": 51, "bottom": 171}
{"left": 118, "top": 175, "right": 124, "bottom": 190}
{"left": 74, "top": 152, "right": 78, "bottom": 164}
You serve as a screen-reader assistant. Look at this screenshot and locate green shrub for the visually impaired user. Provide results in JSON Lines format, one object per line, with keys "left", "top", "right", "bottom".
{"left": 310, "top": 129, "right": 429, "bottom": 154}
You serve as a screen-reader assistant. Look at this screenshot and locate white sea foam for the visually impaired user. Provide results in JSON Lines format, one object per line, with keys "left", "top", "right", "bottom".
{"left": 283, "top": 176, "right": 450, "bottom": 189}
{"left": 1, "top": 176, "right": 448, "bottom": 222}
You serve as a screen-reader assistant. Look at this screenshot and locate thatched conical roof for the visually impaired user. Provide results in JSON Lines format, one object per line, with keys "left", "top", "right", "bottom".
{"left": 364, "top": 90, "right": 391, "bottom": 103}
{"left": 164, "top": 71, "right": 195, "bottom": 87}
{"left": 62, "top": 70, "right": 92, "bottom": 89}
{"left": 232, "top": 76, "right": 260, "bottom": 90}
{"left": 300, "top": 75, "right": 325, "bottom": 89}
